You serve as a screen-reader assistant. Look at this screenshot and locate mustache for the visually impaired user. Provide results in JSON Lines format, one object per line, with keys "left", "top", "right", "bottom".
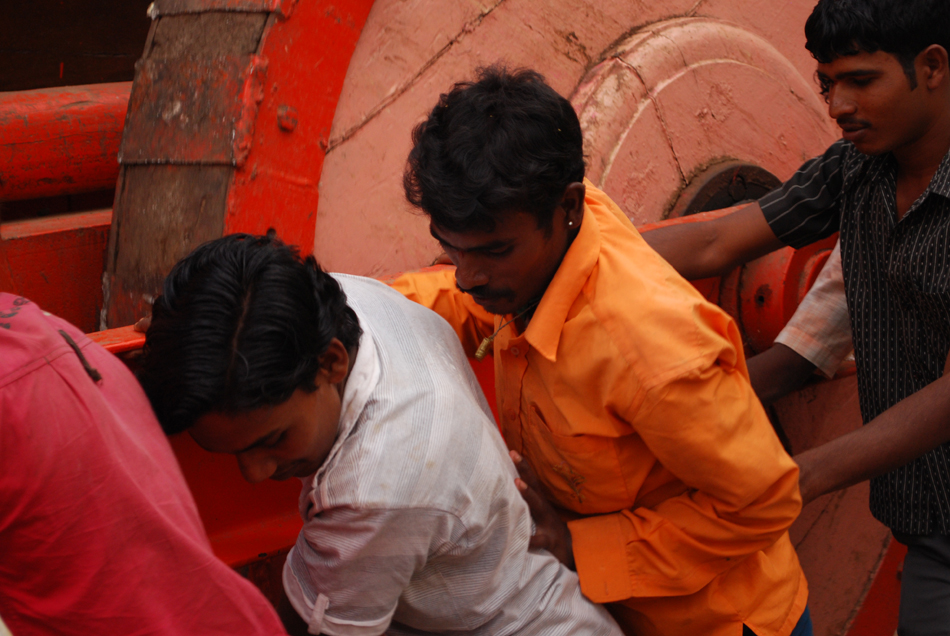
{"left": 837, "top": 118, "right": 872, "bottom": 128}
{"left": 455, "top": 282, "right": 511, "bottom": 300}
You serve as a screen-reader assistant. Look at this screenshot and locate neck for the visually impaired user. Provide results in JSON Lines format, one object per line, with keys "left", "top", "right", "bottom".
{"left": 335, "top": 342, "right": 360, "bottom": 399}
{"left": 893, "top": 106, "right": 950, "bottom": 183}
{"left": 513, "top": 227, "right": 578, "bottom": 332}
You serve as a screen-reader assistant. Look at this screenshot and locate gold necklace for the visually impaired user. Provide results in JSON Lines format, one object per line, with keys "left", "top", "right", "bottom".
{"left": 474, "top": 300, "right": 540, "bottom": 361}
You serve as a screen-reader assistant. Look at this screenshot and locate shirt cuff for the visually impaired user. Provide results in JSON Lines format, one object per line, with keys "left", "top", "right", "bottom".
{"left": 568, "top": 513, "right": 633, "bottom": 603}
{"left": 774, "top": 325, "right": 851, "bottom": 378}
{"left": 283, "top": 547, "right": 394, "bottom": 636}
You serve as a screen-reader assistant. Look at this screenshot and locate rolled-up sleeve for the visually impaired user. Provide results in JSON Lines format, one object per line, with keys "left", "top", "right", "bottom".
{"left": 774, "top": 241, "right": 853, "bottom": 377}
{"left": 284, "top": 507, "right": 452, "bottom": 636}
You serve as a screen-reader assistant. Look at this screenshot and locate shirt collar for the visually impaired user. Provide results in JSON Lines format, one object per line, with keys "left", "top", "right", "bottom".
{"left": 864, "top": 142, "right": 950, "bottom": 201}
{"left": 523, "top": 194, "right": 601, "bottom": 362}
{"left": 928, "top": 144, "right": 950, "bottom": 200}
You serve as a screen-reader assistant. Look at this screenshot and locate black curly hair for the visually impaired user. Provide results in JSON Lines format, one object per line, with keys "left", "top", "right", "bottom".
{"left": 404, "top": 65, "right": 585, "bottom": 234}
{"left": 805, "top": 0, "right": 950, "bottom": 88}
{"left": 137, "top": 232, "right": 361, "bottom": 435}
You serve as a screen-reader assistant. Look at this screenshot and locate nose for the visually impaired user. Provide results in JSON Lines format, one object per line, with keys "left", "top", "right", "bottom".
{"left": 827, "top": 86, "right": 856, "bottom": 120}
{"left": 454, "top": 253, "right": 490, "bottom": 291}
{"left": 236, "top": 453, "right": 277, "bottom": 484}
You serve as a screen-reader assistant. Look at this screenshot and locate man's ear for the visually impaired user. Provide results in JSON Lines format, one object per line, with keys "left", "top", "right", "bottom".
{"left": 318, "top": 338, "right": 350, "bottom": 385}
{"left": 559, "top": 181, "right": 586, "bottom": 228}
{"left": 921, "top": 44, "right": 949, "bottom": 91}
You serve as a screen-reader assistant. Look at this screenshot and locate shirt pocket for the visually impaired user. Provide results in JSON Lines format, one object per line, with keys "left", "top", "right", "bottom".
{"left": 521, "top": 403, "right": 632, "bottom": 515}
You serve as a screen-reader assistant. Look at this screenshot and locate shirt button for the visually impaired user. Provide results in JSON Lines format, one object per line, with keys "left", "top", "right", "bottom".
{"left": 510, "top": 347, "right": 520, "bottom": 356}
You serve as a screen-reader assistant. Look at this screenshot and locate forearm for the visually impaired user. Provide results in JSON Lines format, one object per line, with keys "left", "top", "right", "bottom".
{"left": 795, "top": 373, "right": 950, "bottom": 504}
{"left": 641, "top": 221, "right": 729, "bottom": 279}
{"left": 641, "top": 203, "right": 784, "bottom": 280}
{"left": 746, "top": 344, "right": 818, "bottom": 406}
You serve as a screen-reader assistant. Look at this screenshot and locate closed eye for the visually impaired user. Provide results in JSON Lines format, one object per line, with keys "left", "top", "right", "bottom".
{"left": 264, "top": 431, "right": 286, "bottom": 448}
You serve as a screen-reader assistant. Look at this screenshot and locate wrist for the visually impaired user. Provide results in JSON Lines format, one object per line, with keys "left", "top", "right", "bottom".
{"left": 795, "top": 449, "right": 829, "bottom": 505}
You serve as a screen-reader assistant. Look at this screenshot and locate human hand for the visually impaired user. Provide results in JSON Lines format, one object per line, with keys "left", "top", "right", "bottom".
{"left": 133, "top": 315, "right": 152, "bottom": 333}
{"left": 509, "top": 450, "right": 575, "bottom": 570}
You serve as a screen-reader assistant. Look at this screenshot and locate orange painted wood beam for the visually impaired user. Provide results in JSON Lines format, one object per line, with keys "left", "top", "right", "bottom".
{"left": 0, "top": 210, "right": 112, "bottom": 332}
{"left": 0, "top": 83, "right": 129, "bottom": 202}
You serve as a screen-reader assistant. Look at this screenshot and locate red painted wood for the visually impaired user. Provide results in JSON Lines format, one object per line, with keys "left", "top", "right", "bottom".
{"left": 86, "top": 324, "right": 145, "bottom": 354}
{"left": 168, "top": 432, "right": 303, "bottom": 567}
{"left": 847, "top": 538, "right": 907, "bottom": 636}
{"left": 0, "top": 210, "right": 111, "bottom": 332}
{"left": 224, "top": 0, "right": 375, "bottom": 251}
{"left": 0, "top": 83, "right": 129, "bottom": 201}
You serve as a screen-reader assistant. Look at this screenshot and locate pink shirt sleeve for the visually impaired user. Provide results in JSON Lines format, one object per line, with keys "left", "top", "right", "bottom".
{"left": 774, "top": 241, "right": 853, "bottom": 378}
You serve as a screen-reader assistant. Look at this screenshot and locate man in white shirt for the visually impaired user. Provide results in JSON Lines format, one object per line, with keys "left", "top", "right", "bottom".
{"left": 137, "top": 233, "right": 622, "bottom": 636}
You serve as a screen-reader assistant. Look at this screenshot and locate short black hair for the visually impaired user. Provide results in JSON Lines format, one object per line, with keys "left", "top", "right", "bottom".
{"left": 404, "top": 65, "right": 585, "bottom": 233}
{"left": 137, "top": 233, "right": 361, "bottom": 435}
{"left": 805, "top": 0, "right": 950, "bottom": 88}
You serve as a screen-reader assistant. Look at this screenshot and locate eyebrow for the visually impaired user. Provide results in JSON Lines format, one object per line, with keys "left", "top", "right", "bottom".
{"left": 819, "top": 69, "right": 883, "bottom": 81}
{"left": 235, "top": 429, "right": 280, "bottom": 454}
{"left": 429, "top": 227, "right": 513, "bottom": 252}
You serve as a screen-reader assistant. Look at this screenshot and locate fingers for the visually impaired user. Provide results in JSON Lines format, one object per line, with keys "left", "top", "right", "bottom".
{"left": 510, "top": 450, "right": 544, "bottom": 493}
{"left": 515, "top": 477, "right": 551, "bottom": 518}
{"left": 133, "top": 315, "right": 152, "bottom": 333}
{"left": 528, "top": 530, "right": 550, "bottom": 552}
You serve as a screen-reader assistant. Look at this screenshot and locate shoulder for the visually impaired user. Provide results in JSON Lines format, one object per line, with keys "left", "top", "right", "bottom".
{"left": 334, "top": 273, "right": 461, "bottom": 342}
{"left": 580, "top": 201, "right": 742, "bottom": 390}
{"left": 317, "top": 347, "right": 507, "bottom": 515}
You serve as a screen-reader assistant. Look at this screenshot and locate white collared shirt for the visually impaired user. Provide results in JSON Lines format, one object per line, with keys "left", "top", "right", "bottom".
{"left": 283, "top": 275, "right": 620, "bottom": 636}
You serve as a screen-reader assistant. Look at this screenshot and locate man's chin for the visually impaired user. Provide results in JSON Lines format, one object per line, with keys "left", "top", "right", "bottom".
{"left": 271, "top": 463, "right": 315, "bottom": 481}
{"left": 470, "top": 295, "right": 517, "bottom": 316}
{"left": 477, "top": 300, "right": 518, "bottom": 316}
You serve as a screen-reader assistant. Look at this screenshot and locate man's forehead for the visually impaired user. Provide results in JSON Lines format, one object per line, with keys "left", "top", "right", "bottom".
{"left": 430, "top": 214, "right": 537, "bottom": 247}
{"left": 817, "top": 49, "right": 900, "bottom": 76}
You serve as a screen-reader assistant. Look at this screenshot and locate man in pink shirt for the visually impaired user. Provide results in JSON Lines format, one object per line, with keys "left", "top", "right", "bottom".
{"left": 0, "top": 293, "right": 286, "bottom": 636}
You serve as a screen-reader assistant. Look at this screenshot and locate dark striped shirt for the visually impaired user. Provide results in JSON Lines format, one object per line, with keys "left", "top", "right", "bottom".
{"left": 760, "top": 139, "right": 950, "bottom": 535}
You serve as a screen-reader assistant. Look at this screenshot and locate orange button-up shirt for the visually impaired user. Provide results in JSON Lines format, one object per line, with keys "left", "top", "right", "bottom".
{"left": 391, "top": 183, "right": 807, "bottom": 636}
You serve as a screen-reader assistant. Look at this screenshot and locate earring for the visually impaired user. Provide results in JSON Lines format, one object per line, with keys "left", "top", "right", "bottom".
{"left": 568, "top": 221, "right": 574, "bottom": 227}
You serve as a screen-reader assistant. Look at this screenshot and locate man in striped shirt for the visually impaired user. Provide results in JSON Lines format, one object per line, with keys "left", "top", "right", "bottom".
{"left": 644, "top": 1, "right": 950, "bottom": 632}
{"left": 137, "top": 234, "right": 622, "bottom": 636}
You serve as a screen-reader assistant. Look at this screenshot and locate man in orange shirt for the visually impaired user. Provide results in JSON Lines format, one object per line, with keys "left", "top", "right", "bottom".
{"left": 390, "top": 66, "right": 811, "bottom": 636}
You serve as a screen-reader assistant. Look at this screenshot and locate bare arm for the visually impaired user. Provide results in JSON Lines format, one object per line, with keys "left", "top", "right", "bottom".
{"left": 642, "top": 203, "right": 785, "bottom": 280}
{"left": 796, "top": 363, "right": 950, "bottom": 505}
{"left": 746, "top": 344, "right": 819, "bottom": 406}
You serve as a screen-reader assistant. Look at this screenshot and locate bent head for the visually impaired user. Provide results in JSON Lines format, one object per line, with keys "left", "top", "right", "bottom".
{"left": 404, "top": 66, "right": 586, "bottom": 316}
{"left": 805, "top": 0, "right": 950, "bottom": 155}
{"left": 137, "top": 233, "right": 362, "bottom": 483}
